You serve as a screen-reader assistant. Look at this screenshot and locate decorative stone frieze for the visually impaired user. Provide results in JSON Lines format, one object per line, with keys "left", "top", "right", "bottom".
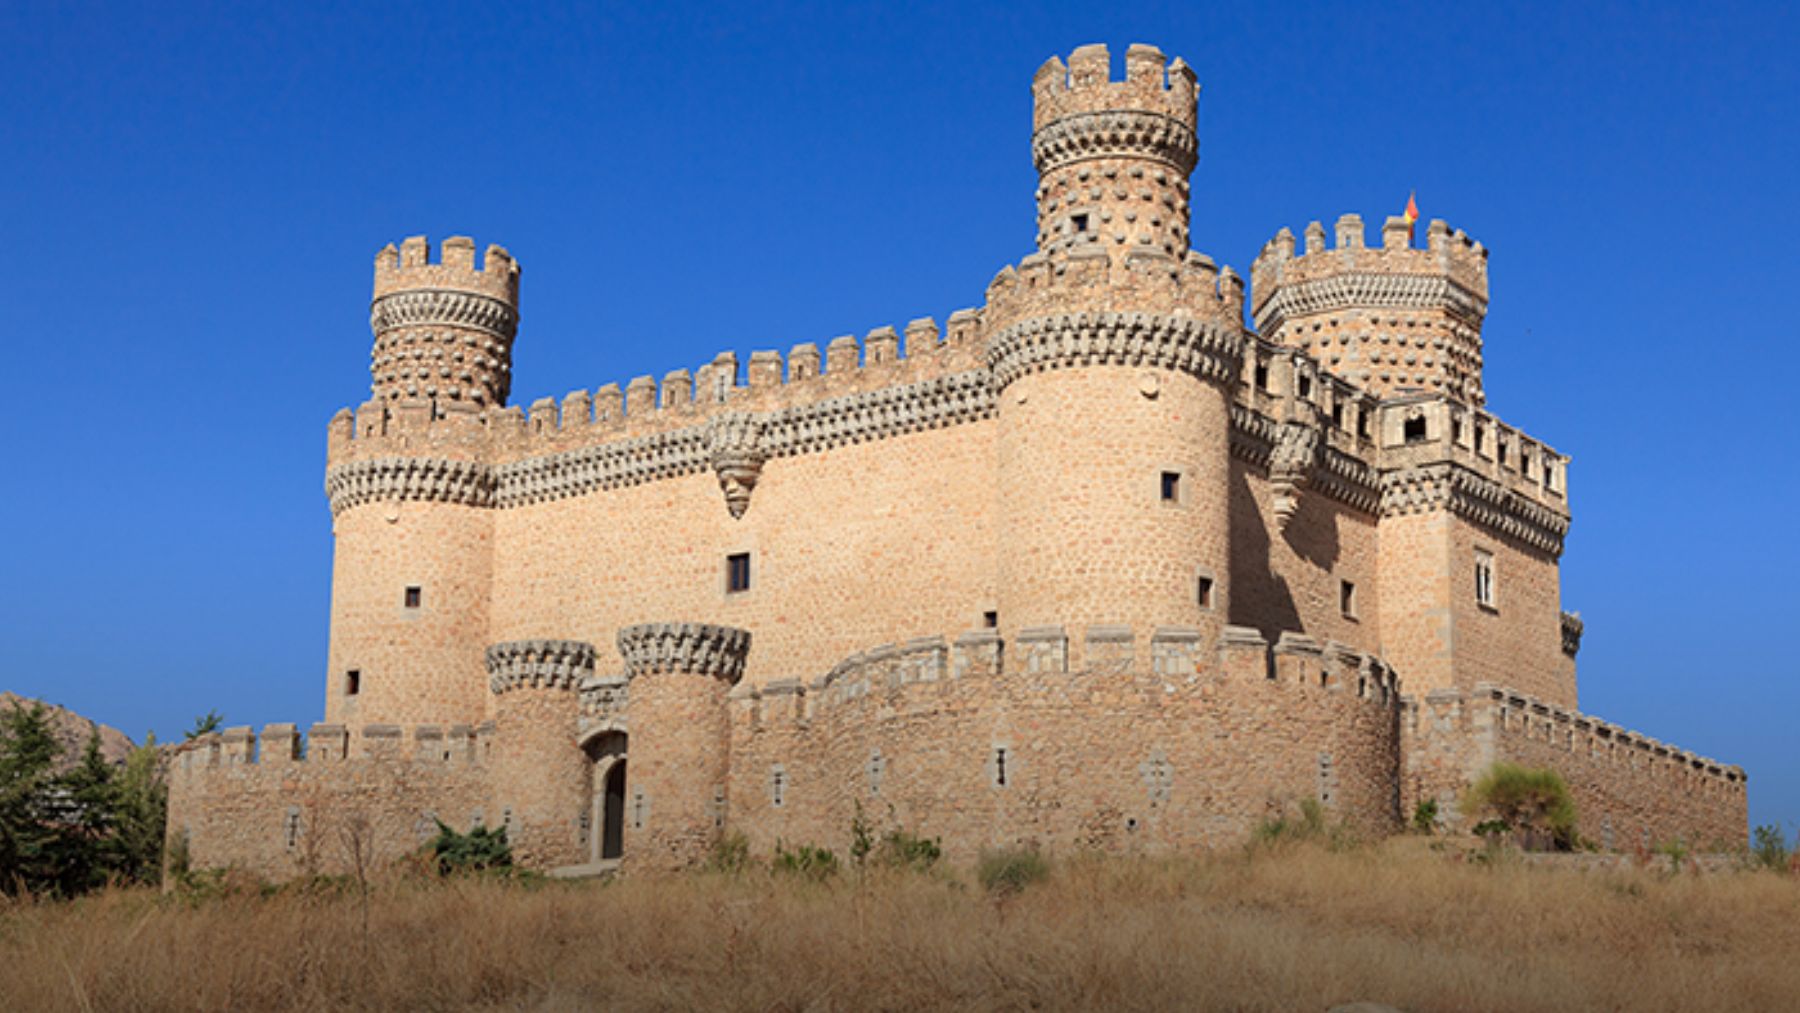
{"left": 1380, "top": 463, "right": 1570, "bottom": 555}
{"left": 495, "top": 427, "right": 710, "bottom": 508}
{"left": 760, "top": 371, "right": 996, "bottom": 458}
{"left": 325, "top": 456, "right": 497, "bottom": 515}
{"left": 987, "top": 312, "right": 1243, "bottom": 391}
{"left": 485, "top": 639, "right": 596, "bottom": 694}
{"left": 1561, "top": 611, "right": 1584, "bottom": 658}
{"left": 617, "top": 622, "right": 751, "bottom": 684}
{"left": 369, "top": 288, "right": 519, "bottom": 343}
{"left": 1228, "top": 405, "right": 1276, "bottom": 467}
{"left": 1253, "top": 272, "right": 1487, "bottom": 334}
{"left": 704, "top": 412, "right": 766, "bottom": 519}
{"left": 1031, "top": 109, "right": 1198, "bottom": 176}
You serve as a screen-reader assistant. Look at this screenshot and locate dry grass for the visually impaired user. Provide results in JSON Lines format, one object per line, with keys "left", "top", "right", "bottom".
{"left": 2, "top": 838, "right": 1796, "bottom": 1011}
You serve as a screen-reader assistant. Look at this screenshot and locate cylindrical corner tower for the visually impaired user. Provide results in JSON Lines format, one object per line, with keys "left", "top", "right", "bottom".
{"left": 485, "top": 640, "right": 593, "bottom": 870}
{"left": 988, "top": 44, "right": 1244, "bottom": 664}
{"left": 616, "top": 622, "right": 750, "bottom": 871}
{"left": 370, "top": 235, "right": 520, "bottom": 406}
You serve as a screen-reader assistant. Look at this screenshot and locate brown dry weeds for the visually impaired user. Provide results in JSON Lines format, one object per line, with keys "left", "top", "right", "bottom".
{"left": 1, "top": 839, "right": 1794, "bottom": 1012}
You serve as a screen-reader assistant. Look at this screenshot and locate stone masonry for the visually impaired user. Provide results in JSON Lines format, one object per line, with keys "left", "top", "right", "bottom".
{"left": 166, "top": 43, "right": 1746, "bottom": 881}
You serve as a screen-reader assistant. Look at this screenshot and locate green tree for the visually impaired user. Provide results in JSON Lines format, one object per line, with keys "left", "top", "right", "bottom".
{"left": 112, "top": 734, "right": 167, "bottom": 885}
{"left": 184, "top": 711, "right": 224, "bottom": 740}
{"left": 47, "top": 731, "right": 121, "bottom": 895}
{"left": 0, "top": 701, "right": 63, "bottom": 894}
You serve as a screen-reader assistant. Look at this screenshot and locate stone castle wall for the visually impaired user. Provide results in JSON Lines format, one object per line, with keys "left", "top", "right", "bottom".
{"left": 727, "top": 624, "right": 1402, "bottom": 857}
{"left": 1404, "top": 686, "right": 1747, "bottom": 849}
{"left": 166, "top": 724, "right": 492, "bottom": 881}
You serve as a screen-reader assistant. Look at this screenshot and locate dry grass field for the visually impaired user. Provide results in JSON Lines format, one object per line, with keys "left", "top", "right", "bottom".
{"left": 1, "top": 838, "right": 1795, "bottom": 1012}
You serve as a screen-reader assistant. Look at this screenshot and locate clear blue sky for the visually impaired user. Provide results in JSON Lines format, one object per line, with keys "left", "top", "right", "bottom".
{"left": 2, "top": 2, "right": 1795, "bottom": 831}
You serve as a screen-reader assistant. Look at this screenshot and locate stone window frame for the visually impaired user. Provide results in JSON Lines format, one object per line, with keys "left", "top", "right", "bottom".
{"left": 724, "top": 551, "right": 752, "bottom": 596}
{"left": 344, "top": 668, "right": 361, "bottom": 697}
{"left": 769, "top": 763, "right": 788, "bottom": 808}
{"left": 1194, "top": 566, "right": 1217, "bottom": 612}
{"left": 987, "top": 741, "right": 1014, "bottom": 789}
{"left": 1339, "top": 578, "right": 1358, "bottom": 620}
{"left": 403, "top": 585, "right": 423, "bottom": 609}
{"left": 1158, "top": 467, "right": 1186, "bottom": 507}
{"left": 1474, "top": 547, "right": 1498, "bottom": 611}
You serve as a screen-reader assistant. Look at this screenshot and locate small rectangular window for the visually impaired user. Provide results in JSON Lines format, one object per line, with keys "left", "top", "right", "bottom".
{"left": 1474, "top": 551, "right": 1496, "bottom": 608}
{"left": 1331, "top": 403, "right": 1344, "bottom": 428}
{"left": 345, "top": 670, "right": 361, "bottom": 696}
{"left": 983, "top": 610, "right": 998, "bottom": 629}
{"left": 1340, "top": 579, "right": 1357, "bottom": 618}
{"left": 1298, "top": 375, "right": 1312, "bottom": 399}
{"left": 726, "top": 552, "right": 751, "bottom": 593}
{"left": 1357, "top": 412, "right": 1370, "bottom": 439}
{"left": 1071, "top": 213, "right": 1089, "bottom": 234}
{"left": 1160, "top": 470, "right": 1181, "bottom": 502}
{"left": 404, "top": 586, "right": 421, "bottom": 609}
{"left": 1403, "top": 417, "right": 1427, "bottom": 444}
{"left": 1197, "top": 576, "right": 1214, "bottom": 610}
{"left": 1254, "top": 362, "right": 1270, "bottom": 391}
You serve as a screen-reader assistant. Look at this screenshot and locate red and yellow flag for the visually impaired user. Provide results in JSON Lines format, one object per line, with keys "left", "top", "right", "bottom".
{"left": 1403, "top": 191, "right": 1420, "bottom": 240}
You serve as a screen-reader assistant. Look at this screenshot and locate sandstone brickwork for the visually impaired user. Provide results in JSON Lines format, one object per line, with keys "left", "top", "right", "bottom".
{"left": 166, "top": 43, "right": 1747, "bottom": 876}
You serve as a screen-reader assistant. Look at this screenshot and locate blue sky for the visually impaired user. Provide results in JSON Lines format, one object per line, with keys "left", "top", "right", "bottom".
{"left": 2, "top": 1, "right": 1795, "bottom": 830}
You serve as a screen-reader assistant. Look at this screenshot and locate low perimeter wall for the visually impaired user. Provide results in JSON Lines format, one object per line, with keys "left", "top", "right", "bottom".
{"left": 726, "top": 624, "right": 1404, "bottom": 858}
{"left": 1404, "top": 684, "right": 1746, "bottom": 850}
{"left": 166, "top": 722, "right": 492, "bottom": 881}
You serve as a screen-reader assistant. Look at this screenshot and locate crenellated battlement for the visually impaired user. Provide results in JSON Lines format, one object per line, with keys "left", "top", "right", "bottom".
{"left": 373, "top": 235, "right": 519, "bottom": 303}
{"left": 733, "top": 623, "right": 1402, "bottom": 728}
{"left": 171, "top": 721, "right": 494, "bottom": 772}
{"left": 325, "top": 309, "right": 997, "bottom": 514}
{"left": 1032, "top": 43, "right": 1197, "bottom": 139}
{"left": 1251, "top": 215, "right": 1489, "bottom": 404}
{"left": 984, "top": 245, "right": 1244, "bottom": 328}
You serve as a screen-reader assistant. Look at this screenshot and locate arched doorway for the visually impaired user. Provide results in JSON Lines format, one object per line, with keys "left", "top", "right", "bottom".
{"left": 582, "top": 729, "right": 627, "bottom": 864}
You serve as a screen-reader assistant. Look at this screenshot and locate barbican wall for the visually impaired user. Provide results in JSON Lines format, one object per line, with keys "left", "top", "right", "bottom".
{"left": 726, "top": 624, "right": 1405, "bottom": 858}
{"left": 165, "top": 723, "right": 492, "bottom": 882}
{"left": 1404, "top": 686, "right": 1747, "bottom": 849}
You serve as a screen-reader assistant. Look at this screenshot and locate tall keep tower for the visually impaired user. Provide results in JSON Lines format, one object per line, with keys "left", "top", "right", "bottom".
{"left": 986, "top": 44, "right": 1244, "bottom": 666}
{"left": 370, "top": 235, "right": 520, "bottom": 406}
{"left": 323, "top": 236, "right": 515, "bottom": 730}
{"left": 1250, "top": 216, "right": 1489, "bottom": 404}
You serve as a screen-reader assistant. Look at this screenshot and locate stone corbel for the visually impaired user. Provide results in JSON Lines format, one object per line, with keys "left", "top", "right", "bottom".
{"left": 1269, "top": 422, "right": 1320, "bottom": 530}
{"left": 705, "top": 412, "right": 767, "bottom": 519}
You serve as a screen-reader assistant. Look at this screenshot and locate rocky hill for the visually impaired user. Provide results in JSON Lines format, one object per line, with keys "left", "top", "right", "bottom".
{"left": 0, "top": 692, "right": 137, "bottom": 770}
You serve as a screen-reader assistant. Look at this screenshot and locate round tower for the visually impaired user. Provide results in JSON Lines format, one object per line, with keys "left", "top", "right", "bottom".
{"left": 370, "top": 235, "right": 519, "bottom": 406}
{"left": 321, "top": 236, "right": 514, "bottom": 730}
{"left": 485, "top": 640, "right": 593, "bottom": 870}
{"left": 986, "top": 44, "right": 1244, "bottom": 664}
{"left": 615, "top": 622, "right": 750, "bottom": 871}
{"left": 1249, "top": 215, "right": 1490, "bottom": 404}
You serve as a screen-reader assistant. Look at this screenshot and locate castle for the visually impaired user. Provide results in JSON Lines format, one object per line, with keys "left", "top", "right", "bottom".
{"left": 167, "top": 44, "right": 1746, "bottom": 877}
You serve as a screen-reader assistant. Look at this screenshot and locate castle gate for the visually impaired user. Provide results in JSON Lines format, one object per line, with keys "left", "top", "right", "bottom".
{"left": 582, "top": 729, "right": 628, "bottom": 864}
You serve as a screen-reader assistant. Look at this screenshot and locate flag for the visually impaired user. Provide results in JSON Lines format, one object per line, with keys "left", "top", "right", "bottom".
{"left": 1404, "top": 191, "right": 1419, "bottom": 240}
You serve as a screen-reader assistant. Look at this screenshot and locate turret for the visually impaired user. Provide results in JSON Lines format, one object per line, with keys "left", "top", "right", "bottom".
{"left": 1251, "top": 215, "right": 1489, "bottom": 404}
{"left": 616, "top": 622, "right": 749, "bottom": 871}
{"left": 370, "top": 236, "right": 521, "bottom": 407}
{"left": 1031, "top": 43, "right": 1197, "bottom": 260}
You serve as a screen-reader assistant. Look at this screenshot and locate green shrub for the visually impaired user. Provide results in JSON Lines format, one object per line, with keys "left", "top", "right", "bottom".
{"left": 877, "top": 829, "right": 943, "bottom": 872}
{"left": 707, "top": 831, "right": 752, "bottom": 874}
{"left": 1254, "top": 798, "right": 1353, "bottom": 850}
{"left": 976, "top": 845, "right": 1049, "bottom": 895}
{"left": 1412, "top": 799, "right": 1439, "bottom": 834}
{"left": 427, "top": 821, "right": 511, "bottom": 875}
{"left": 1751, "top": 824, "right": 1791, "bottom": 872}
{"left": 772, "top": 842, "right": 839, "bottom": 880}
{"left": 1464, "top": 763, "right": 1577, "bottom": 851}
